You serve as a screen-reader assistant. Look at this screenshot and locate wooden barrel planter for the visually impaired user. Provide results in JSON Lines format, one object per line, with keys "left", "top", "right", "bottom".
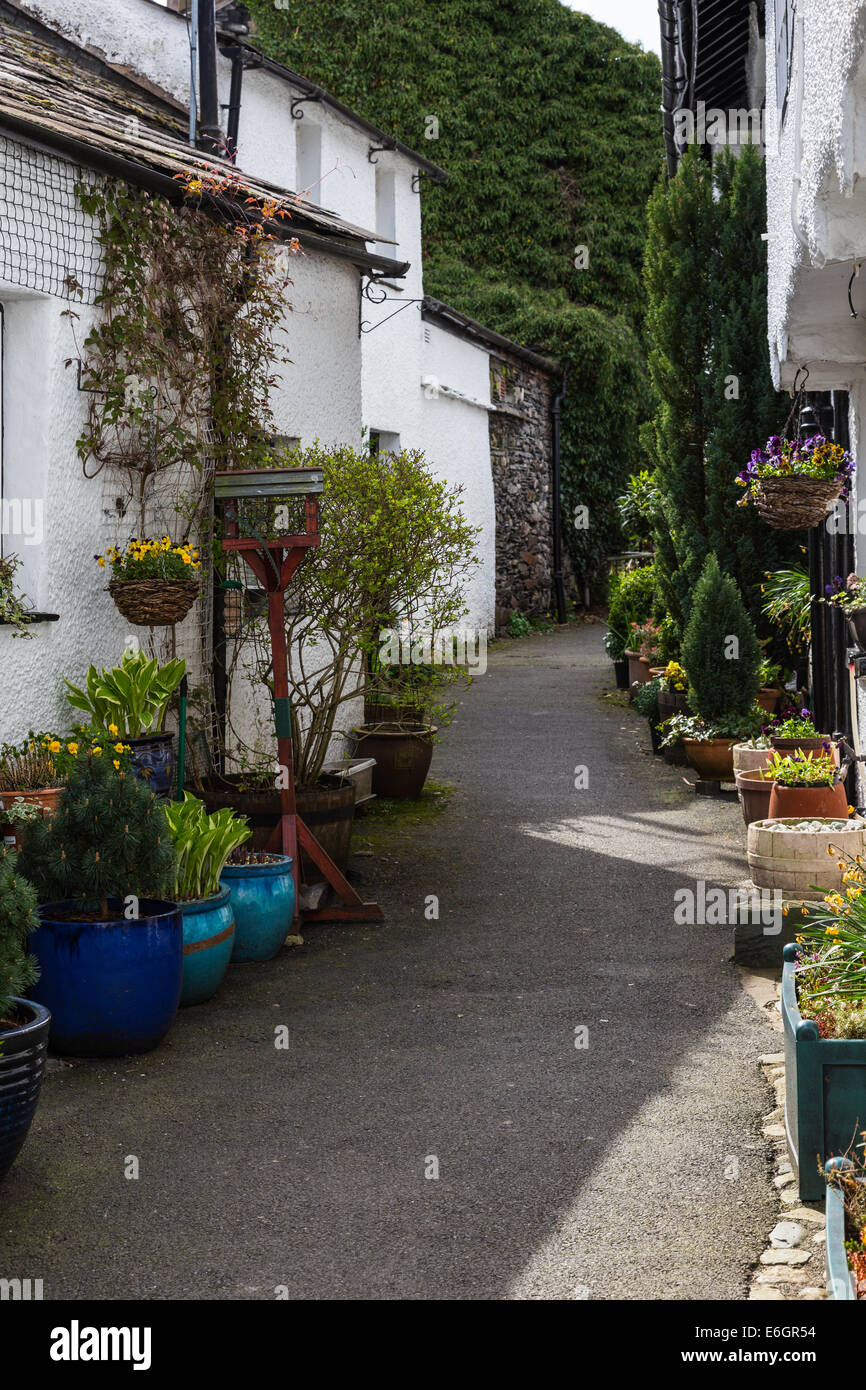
{"left": 295, "top": 781, "right": 356, "bottom": 879}
{"left": 735, "top": 770, "right": 773, "bottom": 826}
{"left": 351, "top": 725, "right": 436, "bottom": 800}
{"left": 733, "top": 743, "right": 772, "bottom": 776}
{"left": 747, "top": 816, "right": 866, "bottom": 902}
{"left": 625, "top": 650, "right": 651, "bottom": 688}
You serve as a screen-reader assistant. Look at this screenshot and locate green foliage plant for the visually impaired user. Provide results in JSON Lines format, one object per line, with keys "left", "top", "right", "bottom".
{"left": 18, "top": 753, "right": 174, "bottom": 920}
{"left": 0, "top": 849, "right": 39, "bottom": 1017}
{"left": 164, "top": 794, "right": 251, "bottom": 902}
{"left": 764, "top": 750, "right": 838, "bottom": 788}
{"left": 64, "top": 650, "right": 186, "bottom": 740}
{"left": 680, "top": 553, "right": 762, "bottom": 723}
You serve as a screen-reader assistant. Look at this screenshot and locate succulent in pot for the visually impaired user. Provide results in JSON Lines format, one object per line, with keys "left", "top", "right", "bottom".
{"left": 64, "top": 649, "right": 186, "bottom": 795}
{"left": 764, "top": 749, "right": 850, "bottom": 820}
{"left": 164, "top": 794, "right": 251, "bottom": 1005}
{"left": 0, "top": 847, "right": 49, "bottom": 1183}
{"left": 18, "top": 750, "right": 180, "bottom": 1056}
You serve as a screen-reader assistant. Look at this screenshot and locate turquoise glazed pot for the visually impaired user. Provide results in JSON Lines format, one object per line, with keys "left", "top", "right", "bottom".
{"left": 180, "top": 887, "right": 235, "bottom": 1006}
{"left": 220, "top": 855, "right": 295, "bottom": 963}
{"left": 30, "top": 898, "right": 182, "bottom": 1056}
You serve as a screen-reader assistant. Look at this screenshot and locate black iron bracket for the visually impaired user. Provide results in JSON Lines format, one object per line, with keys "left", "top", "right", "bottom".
{"left": 359, "top": 275, "right": 421, "bottom": 335}
{"left": 290, "top": 94, "right": 322, "bottom": 120}
{"left": 411, "top": 171, "right": 426, "bottom": 193}
{"left": 368, "top": 140, "right": 397, "bottom": 164}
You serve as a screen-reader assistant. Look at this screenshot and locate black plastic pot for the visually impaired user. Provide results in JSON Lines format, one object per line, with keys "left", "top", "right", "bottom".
{"left": 352, "top": 725, "right": 436, "bottom": 799}
{"left": 0, "top": 998, "right": 50, "bottom": 1182}
{"left": 128, "top": 732, "right": 174, "bottom": 797}
{"left": 613, "top": 658, "right": 629, "bottom": 690}
{"left": 648, "top": 719, "right": 662, "bottom": 755}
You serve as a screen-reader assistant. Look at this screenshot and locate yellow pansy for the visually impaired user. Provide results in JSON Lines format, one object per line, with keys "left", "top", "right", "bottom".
{"left": 48, "top": 739, "right": 61, "bottom": 754}
{"left": 66, "top": 742, "right": 78, "bottom": 756}
{"left": 113, "top": 759, "right": 121, "bottom": 769}
{"left": 109, "top": 723, "right": 119, "bottom": 736}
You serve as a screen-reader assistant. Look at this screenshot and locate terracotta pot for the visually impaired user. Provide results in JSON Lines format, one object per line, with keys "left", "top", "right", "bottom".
{"left": 649, "top": 666, "right": 665, "bottom": 678}
{"left": 0, "top": 787, "right": 63, "bottom": 850}
{"left": 767, "top": 781, "right": 849, "bottom": 820}
{"left": 682, "top": 738, "right": 735, "bottom": 781}
{"left": 757, "top": 687, "right": 782, "bottom": 714}
{"left": 770, "top": 734, "right": 833, "bottom": 753}
{"left": 625, "top": 650, "right": 651, "bottom": 688}
{"left": 735, "top": 770, "right": 773, "bottom": 826}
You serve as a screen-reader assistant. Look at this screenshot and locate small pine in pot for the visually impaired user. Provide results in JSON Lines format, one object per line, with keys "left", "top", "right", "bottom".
{"left": 0, "top": 848, "right": 40, "bottom": 1018}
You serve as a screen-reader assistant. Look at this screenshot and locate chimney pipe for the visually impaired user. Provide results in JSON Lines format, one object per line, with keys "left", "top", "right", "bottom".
{"left": 196, "top": 0, "right": 222, "bottom": 152}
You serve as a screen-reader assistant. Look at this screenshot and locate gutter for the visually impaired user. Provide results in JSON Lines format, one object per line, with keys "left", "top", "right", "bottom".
{"left": 197, "top": 0, "right": 222, "bottom": 151}
{"left": 421, "top": 298, "right": 559, "bottom": 373}
{"left": 0, "top": 113, "right": 411, "bottom": 278}
{"left": 551, "top": 367, "right": 568, "bottom": 624}
{"left": 658, "top": 0, "right": 694, "bottom": 175}
{"left": 216, "top": 36, "right": 449, "bottom": 184}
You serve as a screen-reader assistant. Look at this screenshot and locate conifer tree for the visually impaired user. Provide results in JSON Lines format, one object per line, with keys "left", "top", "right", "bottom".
{"left": 681, "top": 553, "right": 762, "bottom": 723}
{"left": 19, "top": 755, "right": 174, "bottom": 919}
{"left": 643, "top": 148, "right": 717, "bottom": 628}
{"left": 0, "top": 849, "right": 40, "bottom": 1017}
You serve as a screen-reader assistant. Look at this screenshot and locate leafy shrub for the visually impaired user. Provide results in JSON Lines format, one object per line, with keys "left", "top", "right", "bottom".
{"left": 0, "top": 849, "right": 39, "bottom": 1016}
{"left": 681, "top": 554, "right": 762, "bottom": 722}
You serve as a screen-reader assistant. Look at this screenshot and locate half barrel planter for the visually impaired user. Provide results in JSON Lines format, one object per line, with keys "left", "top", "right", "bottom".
{"left": 220, "top": 855, "right": 295, "bottom": 963}
{"left": 748, "top": 817, "right": 866, "bottom": 902}
{"left": 824, "top": 1160, "right": 863, "bottom": 1300}
{"left": 0, "top": 999, "right": 50, "bottom": 1183}
{"left": 782, "top": 944, "right": 866, "bottom": 1201}
{"left": 30, "top": 898, "right": 183, "bottom": 1056}
{"left": 180, "top": 887, "right": 235, "bottom": 1006}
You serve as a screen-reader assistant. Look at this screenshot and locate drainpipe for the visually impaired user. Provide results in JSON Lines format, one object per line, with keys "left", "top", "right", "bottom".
{"left": 223, "top": 46, "right": 245, "bottom": 162}
{"left": 197, "top": 0, "right": 222, "bottom": 152}
{"left": 188, "top": 0, "right": 198, "bottom": 146}
{"left": 551, "top": 367, "right": 568, "bottom": 624}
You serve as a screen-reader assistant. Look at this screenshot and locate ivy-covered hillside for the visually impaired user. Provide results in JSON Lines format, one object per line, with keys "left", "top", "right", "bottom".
{"left": 247, "top": 0, "right": 664, "bottom": 590}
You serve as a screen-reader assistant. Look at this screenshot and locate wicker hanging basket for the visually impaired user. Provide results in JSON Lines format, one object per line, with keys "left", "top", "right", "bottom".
{"left": 754, "top": 476, "right": 843, "bottom": 530}
{"left": 108, "top": 577, "right": 199, "bottom": 626}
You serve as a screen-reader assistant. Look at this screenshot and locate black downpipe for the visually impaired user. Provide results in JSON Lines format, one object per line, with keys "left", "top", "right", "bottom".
{"left": 223, "top": 45, "right": 245, "bottom": 162}
{"left": 197, "top": 0, "right": 222, "bottom": 152}
{"left": 551, "top": 367, "right": 568, "bottom": 624}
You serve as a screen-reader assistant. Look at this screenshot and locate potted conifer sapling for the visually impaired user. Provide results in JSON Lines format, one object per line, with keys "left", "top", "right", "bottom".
{"left": 0, "top": 848, "right": 50, "bottom": 1182}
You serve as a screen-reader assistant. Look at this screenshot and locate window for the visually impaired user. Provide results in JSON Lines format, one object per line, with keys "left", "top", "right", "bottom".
{"left": 369, "top": 430, "right": 400, "bottom": 458}
{"left": 375, "top": 169, "right": 396, "bottom": 248}
{"left": 295, "top": 121, "right": 321, "bottom": 198}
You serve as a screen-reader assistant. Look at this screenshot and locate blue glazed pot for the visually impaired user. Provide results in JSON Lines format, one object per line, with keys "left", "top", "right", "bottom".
{"left": 0, "top": 999, "right": 50, "bottom": 1183}
{"left": 220, "top": 855, "right": 295, "bottom": 963}
{"left": 30, "top": 899, "right": 182, "bottom": 1056}
{"left": 180, "top": 887, "right": 235, "bottom": 1006}
{"left": 128, "top": 733, "right": 174, "bottom": 797}
{"left": 782, "top": 944, "right": 866, "bottom": 1199}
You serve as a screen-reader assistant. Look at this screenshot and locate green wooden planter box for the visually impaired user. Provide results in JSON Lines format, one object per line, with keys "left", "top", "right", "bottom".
{"left": 782, "top": 944, "right": 866, "bottom": 1201}
{"left": 824, "top": 1159, "right": 859, "bottom": 1301}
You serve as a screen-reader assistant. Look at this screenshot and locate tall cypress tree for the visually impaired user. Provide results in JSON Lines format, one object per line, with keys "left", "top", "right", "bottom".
{"left": 643, "top": 148, "right": 716, "bottom": 629}
{"left": 705, "top": 145, "right": 795, "bottom": 618}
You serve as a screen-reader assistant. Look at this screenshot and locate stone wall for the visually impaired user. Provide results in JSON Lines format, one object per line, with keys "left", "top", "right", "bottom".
{"left": 489, "top": 354, "right": 556, "bottom": 631}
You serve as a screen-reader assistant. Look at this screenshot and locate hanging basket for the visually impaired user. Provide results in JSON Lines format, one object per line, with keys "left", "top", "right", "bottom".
{"left": 108, "top": 577, "right": 199, "bottom": 626}
{"left": 753, "top": 476, "right": 843, "bottom": 530}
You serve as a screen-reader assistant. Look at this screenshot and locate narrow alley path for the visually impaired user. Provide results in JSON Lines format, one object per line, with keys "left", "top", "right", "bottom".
{"left": 0, "top": 625, "right": 776, "bottom": 1299}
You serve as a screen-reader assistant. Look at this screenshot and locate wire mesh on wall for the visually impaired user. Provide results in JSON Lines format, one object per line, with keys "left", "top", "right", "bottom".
{"left": 0, "top": 134, "right": 102, "bottom": 303}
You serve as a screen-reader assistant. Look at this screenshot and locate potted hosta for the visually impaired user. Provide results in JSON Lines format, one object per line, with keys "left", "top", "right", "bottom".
{"left": 164, "top": 794, "right": 251, "bottom": 1005}
{"left": 736, "top": 433, "right": 855, "bottom": 530}
{"left": 782, "top": 864, "right": 866, "bottom": 1197}
{"left": 823, "top": 573, "right": 866, "bottom": 650}
{"left": 0, "top": 848, "right": 50, "bottom": 1183}
{"left": 64, "top": 649, "right": 185, "bottom": 795}
{"left": 220, "top": 847, "right": 295, "bottom": 963}
{"left": 764, "top": 749, "right": 850, "bottom": 820}
{"left": 96, "top": 536, "right": 201, "bottom": 627}
{"left": 674, "top": 554, "right": 763, "bottom": 780}
{"left": 19, "top": 748, "right": 180, "bottom": 1056}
